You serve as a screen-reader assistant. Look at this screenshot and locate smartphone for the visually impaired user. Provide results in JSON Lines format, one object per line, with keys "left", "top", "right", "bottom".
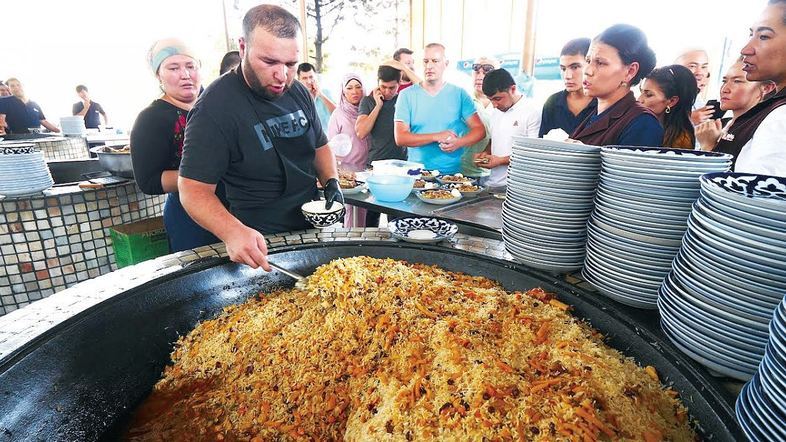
{"left": 706, "top": 99, "right": 725, "bottom": 120}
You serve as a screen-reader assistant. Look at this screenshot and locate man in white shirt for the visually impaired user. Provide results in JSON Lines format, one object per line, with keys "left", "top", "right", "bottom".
{"left": 733, "top": 0, "right": 786, "bottom": 176}
{"left": 474, "top": 69, "right": 541, "bottom": 188}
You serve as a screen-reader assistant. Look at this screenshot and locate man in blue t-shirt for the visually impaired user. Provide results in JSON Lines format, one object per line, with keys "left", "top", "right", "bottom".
{"left": 394, "top": 43, "right": 485, "bottom": 174}
{"left": 72, "top": 85, "right": 108, "bottom": 129}
{"left": 4, "top": 78, "right": 60, "bottom": 133}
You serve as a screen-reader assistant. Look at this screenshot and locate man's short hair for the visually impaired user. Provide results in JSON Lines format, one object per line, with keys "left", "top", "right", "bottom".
{"left": 560, "top": 38, "right": 591, "bottom": 57}
{"left": 393, "top": 47, "right": 413, "bottom": 61}
{"left": 424, "top": 42, "right": 446, "bottom": 52}
{"left": 219, "top": 51, "right": 241, "bottom": 75}
{"left": 482, "top": 69, "right": 516, "bottom": 97}
{"left": 242, "top": 4, "right": 300, "bottom": 40}
{"left": 6, "top": 77, "right": 19, "bottom": 85}
{"left": 378, "top": 65, "right": 401, "bottom": 83}
{"left": 75, "top": 85, "right": 88, "bottom": 93}
{"left": 297, "top": 62, "right": 316, "bottom": 75}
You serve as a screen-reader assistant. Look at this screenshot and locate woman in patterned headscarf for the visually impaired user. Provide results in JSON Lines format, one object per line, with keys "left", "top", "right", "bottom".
{"left": 327, "top": 73, "right": 369, "bottom": 226}
{"left": 130, "top": 38, "right": 222, "bottom": 252}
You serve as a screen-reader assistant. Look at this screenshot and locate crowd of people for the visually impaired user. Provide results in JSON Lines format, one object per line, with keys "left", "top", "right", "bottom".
{"left": 0, "top": 79, "right": 110, "bottom": 135}
{"left": 2, "top": 2, "right": 785, "bottom": 269}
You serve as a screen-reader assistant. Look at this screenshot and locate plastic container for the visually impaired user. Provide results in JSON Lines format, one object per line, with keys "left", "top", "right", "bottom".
{"left": 366, "top": 175, "right": 415, "bottom": 202}
{"left": 371, "top": 160, "right": 424, "bottom": 178}
{"left": 110, "top": 217, "right": 170, "bottom": 268}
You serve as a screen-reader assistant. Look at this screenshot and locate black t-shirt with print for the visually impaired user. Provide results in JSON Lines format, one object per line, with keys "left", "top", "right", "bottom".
{"left": 180, "top": 68, "right": 328, "bottom": 234}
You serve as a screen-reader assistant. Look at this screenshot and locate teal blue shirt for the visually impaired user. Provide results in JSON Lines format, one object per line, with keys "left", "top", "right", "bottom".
{"left": 314, "top": 96, "right": 332, "bottom": 133}
{"left": 394, "top": 83, "right": 477, "bottom": 173}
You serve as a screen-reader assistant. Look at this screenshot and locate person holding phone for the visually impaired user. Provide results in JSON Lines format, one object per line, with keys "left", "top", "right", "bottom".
{"left": 695, "top": 58, "right": 776, "bottom": 161}
{"left": 675, "top": 48, "right": 715, "bottom": 125}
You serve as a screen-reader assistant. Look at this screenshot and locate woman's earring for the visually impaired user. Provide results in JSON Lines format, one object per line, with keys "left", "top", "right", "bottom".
{"left": 665, "top": 106, "right": 671, "bottom": 114}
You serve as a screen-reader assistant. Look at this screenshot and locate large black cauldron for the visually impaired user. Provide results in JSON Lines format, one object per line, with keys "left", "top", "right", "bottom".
{"left": 0, "top": 242, "right": 743, "bottom": 440}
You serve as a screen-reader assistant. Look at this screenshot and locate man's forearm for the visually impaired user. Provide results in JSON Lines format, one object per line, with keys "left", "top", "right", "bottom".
{"left": 457, "top": 122, "right": 485, "bottom": 148}
{"left": 314, "top": 145, "right": 339, "bottom": 184}
{"left": 355, "top": 108, "right": 380, "bottom": 139}
{"left": 394, "top": 125, "right": 439, "bottom": 147}
{"left": 41, "top": 120, "right": 60, "bottom": 133}
{"left": 178, "top": 177, "right": 244, "bottom": 241}
{"left": 320, "top": 93, "right": 337, "bottom": 114}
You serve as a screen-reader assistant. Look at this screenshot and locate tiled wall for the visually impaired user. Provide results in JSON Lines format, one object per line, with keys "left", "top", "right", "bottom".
{"left": 29, "top": 137, "right": 90, "bottom": 161}
{"left": 0, "top": 182, "right": 164, "bottom": 315}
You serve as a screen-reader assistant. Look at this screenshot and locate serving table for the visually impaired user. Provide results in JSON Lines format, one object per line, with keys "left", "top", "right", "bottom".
{"left": 344, "top": 189, "right": 504, "bottom": 240}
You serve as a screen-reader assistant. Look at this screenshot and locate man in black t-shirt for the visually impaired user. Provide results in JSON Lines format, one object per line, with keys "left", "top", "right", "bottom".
{"left": 179, "top": 4, "right": 342, "bottom": 271}
{"left": 356, "top": 61, "right": 418, "bottom": 226}
{"left": 72, "top": 85, "right": 107, "bottom": 129}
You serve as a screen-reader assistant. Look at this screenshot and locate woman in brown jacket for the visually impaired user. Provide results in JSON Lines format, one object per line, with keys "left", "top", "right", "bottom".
{"left": 571, "top": 24, "right": 663, "bottom": 146}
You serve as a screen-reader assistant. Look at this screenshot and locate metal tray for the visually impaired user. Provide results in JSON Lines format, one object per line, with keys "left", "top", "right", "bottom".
{"left": 0, "top": 242, "right": 742, "bottom": 440}
{"left": 432, "top": 194, "right": 504, "bottom": 231}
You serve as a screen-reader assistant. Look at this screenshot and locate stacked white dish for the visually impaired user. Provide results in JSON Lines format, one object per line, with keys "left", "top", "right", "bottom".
{"left": 0, "top": 144, "right": 54, "bottom": 196}
{"left": 60, "top": 116, "right": 87, "bottom": 137}
{"left": 583, "top": 147, "right": 731, "bottom": 309}
{"left": 502, "top": 137, "right": 601, "bottom": 273}
{"left": 737, "top": 296, "right": 786, "bottom": 441}
{"left": 658, "top": 172, "right": 786, "bottom": 381}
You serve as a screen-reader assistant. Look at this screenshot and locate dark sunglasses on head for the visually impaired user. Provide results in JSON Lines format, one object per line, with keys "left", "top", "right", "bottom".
{"left": 472, "top": 64, "right": 495, "bottom": 74}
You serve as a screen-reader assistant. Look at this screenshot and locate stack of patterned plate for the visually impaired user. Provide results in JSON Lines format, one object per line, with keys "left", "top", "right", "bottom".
{"left": 659, "top": 173, "right": 786, "bottom": 381}
{"left": 502, "top": 137, "right": 601, "bottom": 272}
{"left": 737, "top": 295, "right": 786, "bottom": 441}
{"left": 583, "top": 147, "right": 731, "bottom": 308}
{"left": 0, "top": 144, "right": 54, "bottom": 196}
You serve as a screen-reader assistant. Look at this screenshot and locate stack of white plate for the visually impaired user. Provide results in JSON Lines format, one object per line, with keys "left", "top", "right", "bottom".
{"left": 737, "top": 296, "right": 786, "bottom": 441}
{"left": 582, "top": 146, "right": 732, "bottom": 309}
{"left": 0, "top": 144, "right": 54, "bottom": 196}
{"left": 60, "top": 116, "right": 86, "bottom": 137}
{"left": 502, "top": 137, "right": 601, "bottom": 272}
{"left": 658, "top": 172, "right": 786, "bottom": 381}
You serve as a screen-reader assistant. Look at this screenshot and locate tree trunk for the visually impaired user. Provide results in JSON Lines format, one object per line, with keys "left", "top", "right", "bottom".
{"left": 314, "top": 0, "right": 324, "bottom": 72}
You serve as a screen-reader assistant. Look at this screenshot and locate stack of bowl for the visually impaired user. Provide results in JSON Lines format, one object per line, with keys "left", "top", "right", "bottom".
{"left": 582, "top": 147, "right": 731, "bottom": 308}
{"left": 502, "top": 137, "right": 601, "bottom": 273}
{"left": 658, "top": 172, "right": 786, "bottom": 380}
{"left": 0, "top": 143, "right": 54, "bottom": 197}
{"left": 737, "top": 295, "right": 786, "bottom": 440}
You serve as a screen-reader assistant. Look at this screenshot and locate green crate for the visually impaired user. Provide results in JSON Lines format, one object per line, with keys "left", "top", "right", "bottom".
{"left": 110, "top": 216, "right": 170, "bottom": 268}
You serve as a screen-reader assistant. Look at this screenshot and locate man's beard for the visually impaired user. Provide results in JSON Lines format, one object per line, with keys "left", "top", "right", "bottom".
{"left": 242, "top": 59, "right": 288, "bottom": 100}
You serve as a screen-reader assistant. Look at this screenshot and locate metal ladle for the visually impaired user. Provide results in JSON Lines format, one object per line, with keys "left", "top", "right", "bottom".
{"left": 268, "top": 262, "right": 308, "bottom": 289}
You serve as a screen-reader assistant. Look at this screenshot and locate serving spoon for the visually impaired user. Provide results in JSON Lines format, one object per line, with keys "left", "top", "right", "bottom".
{"left": 268, "top": 262, "right": 308, "bottom": 290}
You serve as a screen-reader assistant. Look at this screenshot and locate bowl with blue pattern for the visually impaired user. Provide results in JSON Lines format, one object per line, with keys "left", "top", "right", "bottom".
{"left": 387, "top": 216, "right": 458, "bottom": 244}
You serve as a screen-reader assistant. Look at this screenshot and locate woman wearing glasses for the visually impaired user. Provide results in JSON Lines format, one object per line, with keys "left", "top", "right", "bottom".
{"left": 637, "top": 64, "right": 698, "bottom": 148}
{"left": 571, "top": 24, "right": 663, "bottom": 146}
{"left": 461, "top": 57, "right": 498, "bottom": 181}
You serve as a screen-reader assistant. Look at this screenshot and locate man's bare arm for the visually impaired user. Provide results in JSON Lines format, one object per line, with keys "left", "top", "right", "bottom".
{"left": 394, "top": 121, "right": 456, "bottom": 148}
{"left": 178, "top": 176, "right": 270, "bottom": 270}
{"left": 313, "top": 143, "right": 339, "bottom": 185}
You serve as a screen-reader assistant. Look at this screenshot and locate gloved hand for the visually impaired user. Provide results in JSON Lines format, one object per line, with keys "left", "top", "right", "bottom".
{"left": 323, "top": 178, "right": 344, "bottom": 210}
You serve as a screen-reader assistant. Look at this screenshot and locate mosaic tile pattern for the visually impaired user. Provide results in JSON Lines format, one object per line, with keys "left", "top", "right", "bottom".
{"left": 28, "top": 137, "right": 90, "bottom": 161}
{"left": 0, "top": 182, "right": 164, "bottom": 315}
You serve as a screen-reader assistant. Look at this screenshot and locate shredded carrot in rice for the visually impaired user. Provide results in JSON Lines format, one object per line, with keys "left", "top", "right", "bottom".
{"left": 125, "top": 257, "right": 695, "bottom": 441}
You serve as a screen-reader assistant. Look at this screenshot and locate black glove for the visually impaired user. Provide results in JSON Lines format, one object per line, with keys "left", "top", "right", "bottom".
{"left": 323, "top": 178, "right": 344, "bottom": 210}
